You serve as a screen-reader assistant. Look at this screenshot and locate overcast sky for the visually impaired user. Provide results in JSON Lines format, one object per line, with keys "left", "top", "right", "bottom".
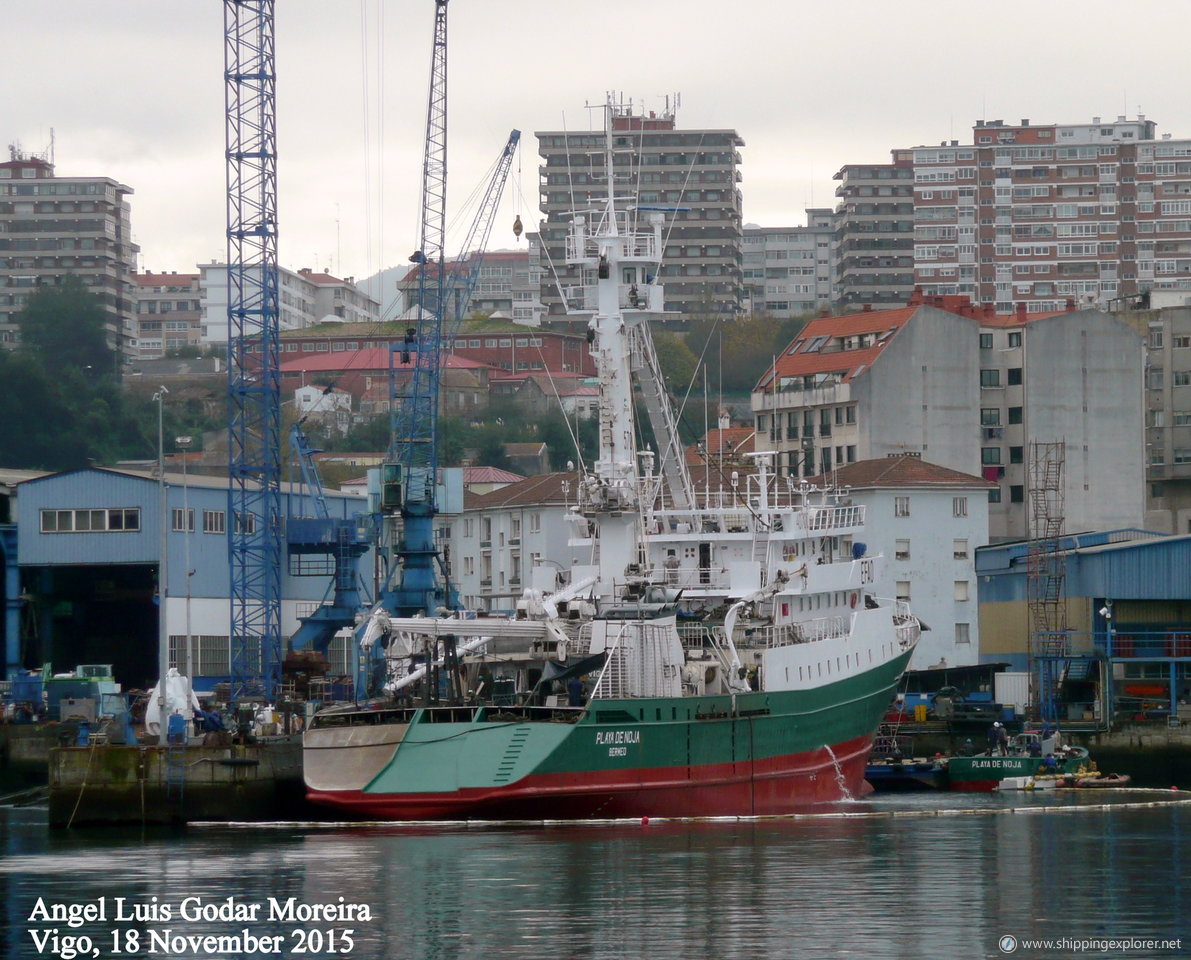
{"left": 7, "top": 1, "right": 1190, "bottom": 295}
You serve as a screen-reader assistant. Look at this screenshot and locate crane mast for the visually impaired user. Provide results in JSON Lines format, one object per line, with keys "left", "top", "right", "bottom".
{"left": 224, "top": 0, "right": 281, "bottom": 701}
{"left": 442, "top": 129, "right": 520, "bottom": 329}
{"left": 376, "top": 0, "right": 452, "bottom": 624}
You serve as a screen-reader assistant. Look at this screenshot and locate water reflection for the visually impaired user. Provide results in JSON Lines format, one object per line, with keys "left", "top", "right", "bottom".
{"left": 1, "top": 794, "right": 1188, "bottom": 959}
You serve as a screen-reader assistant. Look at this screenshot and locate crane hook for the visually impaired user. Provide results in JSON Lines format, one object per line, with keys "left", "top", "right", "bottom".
{"left": 512, "top": 214, "right": 523, "bottom": 240}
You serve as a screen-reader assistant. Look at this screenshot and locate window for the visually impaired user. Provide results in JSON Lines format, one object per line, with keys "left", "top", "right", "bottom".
{"left": 463, "top": 556, "right": 474, "bottom": 576}
{"left": 1007, "top": 367, "right": 1023, "bottom": 386}
{"left": 894, "top": 496, "right": 910, "bottom": 517}
{"left": 953, "top": 497, "right": 968, "bottom": 517}
{"left": 1008, "top": 331, "right": 1022, "bottom": 348}
{"left": 981, "top": 408, "right": 1001, "bottom": 426}
{"left": 529, "top": 512, "right": 541, "bottom": 534}
{"left": 234, "top": 512, "right": 257, "bottom": 535}
{"left": 981, "top": 447, "right": 1002, "bottom": 465}
{"left": 980, "top": 369, "right": 1001, "bottom": 388}
{"left": 172, "top": 508, "right": 194, "bottom": 532}
{"left": 1010, "top": 446, "right": 1024, "bottom": 464}
{"left": 896, "top": 581, "right": 911, "bottom": 602}
{"left": 203, "top": 510, "right": 225, "bottom": 534}
{"left": 953, "top": 539, "right": 969, "bottom": 560}
{"left": 895, "top": 539, "right": 910, "bottom": 561}
{"left": 1008, "top": 406, "right": 1023, "bottom": 424}
{"left": 1010, "top": 485, "right": 1024, "bottom": 502}
{"left": 40, "top": 508, "right": 140, "bottom": 533}
{"left": 955, "top": 623, "right": 971, "bottom": 644}
{"left": 980, "top": 333, "right": 993, "bottom": 349}
{"left": 954, "top": 580, "right": 970, "bottom": 601}
{"left": 989, "top": 487, "right": 1002, "bottom": 503}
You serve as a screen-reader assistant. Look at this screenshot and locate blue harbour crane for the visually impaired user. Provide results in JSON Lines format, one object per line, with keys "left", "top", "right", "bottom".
{"left": 224, "top": 0, "right": 282, "bottom": 701}
{"left": 377, "top": 0, "right": 453, "bottom": 624}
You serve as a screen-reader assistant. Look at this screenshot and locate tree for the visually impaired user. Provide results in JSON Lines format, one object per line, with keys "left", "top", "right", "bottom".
{"left": 16, "top": 276, "right": 116, "bottom": 376}
{"left": 651, "top": 330, "right": 701, "bottom": 395}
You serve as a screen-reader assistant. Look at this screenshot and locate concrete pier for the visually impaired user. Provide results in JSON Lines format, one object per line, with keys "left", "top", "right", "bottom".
{"left": 47, "top": 738, "right": 308, "bottom": 827}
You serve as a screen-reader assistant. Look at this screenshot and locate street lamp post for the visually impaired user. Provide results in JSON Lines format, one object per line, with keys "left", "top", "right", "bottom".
{"left": 176, "top": 435, "right": 194, "bottom": 682}
{"left": 152, "top": 386, "right": 169, "bottom": 740}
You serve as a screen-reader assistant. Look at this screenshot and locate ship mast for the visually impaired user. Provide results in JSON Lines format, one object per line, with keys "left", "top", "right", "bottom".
{"left": 566, "top": 96, "right": 666, "bottom": 600}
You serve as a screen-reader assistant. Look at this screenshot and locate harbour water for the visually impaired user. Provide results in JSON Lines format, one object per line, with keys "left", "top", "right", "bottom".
{"left": 2, "top": 792, "right": 1188, "bottom": 960}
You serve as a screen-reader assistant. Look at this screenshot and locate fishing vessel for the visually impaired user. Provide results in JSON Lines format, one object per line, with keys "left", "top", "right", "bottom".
{"left": 302, "top": 98, "right": 919, "bottom": 820}
{"left": 946, "top": 731, "right": 1093, "bottom": 792}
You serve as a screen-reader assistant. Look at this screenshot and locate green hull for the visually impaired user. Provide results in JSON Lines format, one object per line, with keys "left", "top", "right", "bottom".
{"left": 306, "top": 646, "right": 915, "bottom": 819}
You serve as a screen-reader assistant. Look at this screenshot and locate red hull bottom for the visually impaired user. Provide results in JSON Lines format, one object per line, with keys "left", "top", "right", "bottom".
{"left": 308, "top": 733, "right": 875, "bottom": 821}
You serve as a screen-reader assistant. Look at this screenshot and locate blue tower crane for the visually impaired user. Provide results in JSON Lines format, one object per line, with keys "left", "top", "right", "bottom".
{"left": 376, "top": 0, "right": 452, "bottom": 625}
{"left": 224, "top": 0, "right": 282, "bottom": 701}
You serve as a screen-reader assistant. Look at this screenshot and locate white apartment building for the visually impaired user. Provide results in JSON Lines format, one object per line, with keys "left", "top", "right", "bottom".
{"left": 753, "top": 295, "right": 1145, "bottom": 540}
{"left": 133, "top": 272, "right": 202, "bottom": 358}
{"left": 299, "top": 268, "right": 380, "bottom": 326}
{"left": 817, "top": 455, "right": 993, "bottom": 668}
{"left": 448, "top": 473, "right": 575, "bottom": 614}
{"left": 0, "top": 149, "right": 138, "bottom": 352}
{"left": 742, "top": 212, "right": 836, "bottom": 318}
{"left": 198, "top": 263, "right": 377, "bottom": 346}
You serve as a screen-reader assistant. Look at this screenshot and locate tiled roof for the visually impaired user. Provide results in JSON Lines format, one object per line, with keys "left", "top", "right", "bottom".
{"left": 758, "top": 305, "right": 918, "bottom": 390}
{"left": 463, "top": 466, "right": 525, "bottom": 483}
{"left": 299, "top": 271, "right": 346, "bottom": 285}
{"left": 279, "top": 349, "right": 494, "bottom": 373}
{"left": 465, "top": 471, "right": 578, "bottom": 509}
{"left": 979, "top": 306, "right": 1083, "bottom": 328}
{"left": 490, "top": 370, "right": 586, "bottom": 382}
{"left": 684, "top": 427, "right": 756, "bottom": 464}
{"left": 806, "top": 455, "right": 995, "bottom": 489}
{"left": 757, "top": 294, "right": 1084, "bottom": 390}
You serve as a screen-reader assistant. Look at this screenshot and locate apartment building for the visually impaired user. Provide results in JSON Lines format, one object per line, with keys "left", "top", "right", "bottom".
{"left": 133, "top": 272, "right": 202, "bottom": 358}
{"left": 199, "top": 263, "right": 378, "bottom": 346}
{"left": 752, "top": 294, "right": 1145, "bottom": 540}
{"left": 906, "top": 114, "right": 1191, "bottom": 312}
{"left": 1122, "top": 305, "right": 1191, "bottom": 532}
{"left": 298, "top": 268, "right": 379, "bottom": 325}
{"left": 395, "top": 245, "right": 544, "bottom": 325}
{"left": 0, "top": 148, "right": 138, "bottom": 352}
{"left": 742, "top": 212, "right": 836, "bottom": 318}
{"left": 832, "top": 158, "right": 915, "bottom": 310}
{"left": 813, "top": 455, "right": 993, "bottom": 669}
{"left": 448, "top": 472, "right": 576, "bottom": 613}
{"left": 537, "top": 99, "right": 745, "bottom": 319}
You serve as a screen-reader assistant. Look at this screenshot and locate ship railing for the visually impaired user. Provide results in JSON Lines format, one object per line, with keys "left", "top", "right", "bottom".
{"left": 560, "top": 281, "right": 664, "bottom": 313}
{"left": 678, "top": 624, "right": 737, "bottom": 676}
{"left": 565, "top": 226, "right": 659, "bottom": 262}
{"left": 658, "top": 566, "right": 735, "bottom": 591}
{"left": 677, "top": 623, "right": 719, "bottom": 653}
{"left": 591, "top": 622, "right": 630, "bottom": 700}
{"left": 794, "top": 504, "right": 866, "bottom": 532}
{"left": 753, "top": 615, "right": 851, "bottom": 649}
{"left": 887, "top": 599, "right": 920, "bottom": 648}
